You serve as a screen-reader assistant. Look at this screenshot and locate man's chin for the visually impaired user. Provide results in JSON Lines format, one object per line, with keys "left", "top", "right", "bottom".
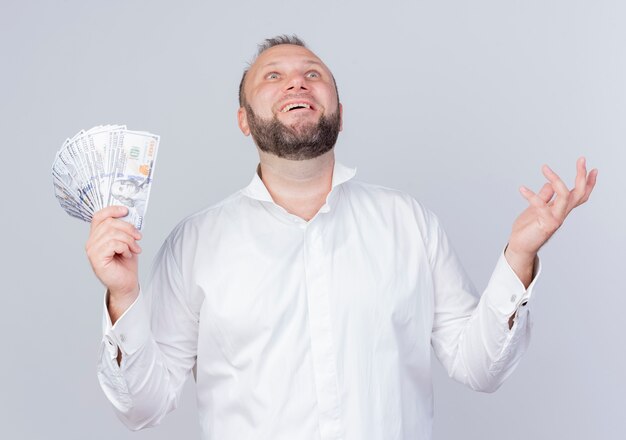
{"left": 246, "top": 103, "right": 340, "bottom": 160}
{"left": 286, "top": 121, "right": 319, "bottom": 136}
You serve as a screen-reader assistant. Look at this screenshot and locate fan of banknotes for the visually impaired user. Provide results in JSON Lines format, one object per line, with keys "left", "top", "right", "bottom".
{"left": 52, "top": 125, "right": 160, "bottom": 230}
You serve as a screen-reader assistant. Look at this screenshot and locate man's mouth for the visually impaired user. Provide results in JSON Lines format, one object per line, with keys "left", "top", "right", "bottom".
{"left": 280, "top": 102, "right": 315, "bottom": 113}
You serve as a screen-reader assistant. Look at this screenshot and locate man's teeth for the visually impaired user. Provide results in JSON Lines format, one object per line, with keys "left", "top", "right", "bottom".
{"left": 281, "top": 103, "right": 311, "bottom": 112}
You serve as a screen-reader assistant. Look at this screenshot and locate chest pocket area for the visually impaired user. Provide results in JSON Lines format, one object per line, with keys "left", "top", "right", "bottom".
{"left": 196, "top": 244, "right": 309, "bottom": 365}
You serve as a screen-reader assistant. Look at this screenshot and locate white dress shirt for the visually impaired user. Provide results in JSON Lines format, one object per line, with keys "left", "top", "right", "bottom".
{"left": 98, "top": 161, "right": 539, "bottom": 440}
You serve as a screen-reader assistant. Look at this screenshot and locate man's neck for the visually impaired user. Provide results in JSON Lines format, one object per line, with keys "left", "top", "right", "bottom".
{"left": 258, "top": 149, "right": 335, "bottom": 221}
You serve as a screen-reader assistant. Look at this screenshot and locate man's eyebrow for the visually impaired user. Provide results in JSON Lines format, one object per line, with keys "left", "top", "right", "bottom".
{"left": 259, "top": 59, "right": 325, "bottom": 69}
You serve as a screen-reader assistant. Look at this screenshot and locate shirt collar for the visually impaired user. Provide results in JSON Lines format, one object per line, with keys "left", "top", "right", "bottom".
{"left": 241, "top": 160, "right": 357, "bottom": 203}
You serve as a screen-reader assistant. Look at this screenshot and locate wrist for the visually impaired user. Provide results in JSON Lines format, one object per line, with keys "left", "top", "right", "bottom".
{"left": 504, "top": 245, "right": 536, "bottom": 289}
{"left": 106, "top": 285, "right": 140, "bottom": 324}
{"left": 504, "top": 245, "right": 536, "bottom": 265}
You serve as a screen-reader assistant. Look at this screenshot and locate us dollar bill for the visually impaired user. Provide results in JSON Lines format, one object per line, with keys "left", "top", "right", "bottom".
{"left": 107, "top": 130, "right": 159, "bottom": 230}
{"left": 52, "top": 125, "right": 159, "bottom": 230}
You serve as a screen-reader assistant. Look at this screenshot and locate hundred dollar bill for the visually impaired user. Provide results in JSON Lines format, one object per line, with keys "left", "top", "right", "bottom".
{"left": 53, "top": 145, "right": 97, "bottom": 213}
{"left": 107, "top": 130, "right": 159, "bottom": 230}
{"left": 86, "top": 125, "right": 126, "bottom": 209}
{"left": 52, "top": 125, "right": 159, "bottom": 228}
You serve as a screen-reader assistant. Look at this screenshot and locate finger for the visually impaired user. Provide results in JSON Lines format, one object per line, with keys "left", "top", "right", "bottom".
{"left": 96, "top": 239, "right": 133, "bottom": 262}
{"left": 575, "top": 156, "right": 587, "bottom": 188}
{"left": 91, "top": 216, "right": 142, "bottom": 242}
{"left": 92, "top": 232, "right": 142, "bottom": 259}
{"left": 110, "top": 241, "right": 134, "bottom": 260}
{"left": 88, "top": 239, "right": 138, "bottom": 266}
{"left": 537, "top": 183, "right": 555, "bottom": 204}
{"left": 106, "top": 230, "right": 142, "bottom": 254}
{"left": 541, "top": 165, "right": 570, "bottom": 218}
{"left": 104, "top": 217, "right": 142, "bottom": 240}
{"left": 579, "top": 168, "right": 598, "bottom": 204}
{"left": 570, "top": 156, "right": 588, "bottom": 203}
{"left": 91, "top": 206, "right": 129, "bottom": 231}
{"left": 519, "top": 186, "right": 551, "bottom": 213}
{"left": 105, "top": 239, "right": 137, "bottom": 260}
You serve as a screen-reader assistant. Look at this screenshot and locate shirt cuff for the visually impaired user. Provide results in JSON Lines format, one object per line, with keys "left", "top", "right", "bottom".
{"left": 102, "top": 288, "right": 150, "bottom": 359}
{"left": 483, "top": 250, "right": 542, "bottom": 316}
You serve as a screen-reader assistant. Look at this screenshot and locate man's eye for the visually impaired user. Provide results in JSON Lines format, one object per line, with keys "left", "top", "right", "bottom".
{"left": 266, "top": 72, "right": 280, "bottom": 80}
{"left": 306, "top": 71, "right": 320, "bottom": 78}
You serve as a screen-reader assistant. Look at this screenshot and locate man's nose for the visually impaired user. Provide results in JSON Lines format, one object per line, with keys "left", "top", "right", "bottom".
{"left": 285, "top": 73, "right": 308, "bottom": 92}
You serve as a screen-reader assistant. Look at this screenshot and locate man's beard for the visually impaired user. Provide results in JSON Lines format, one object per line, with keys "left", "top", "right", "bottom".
{"left": 245, "top": 104, "right": 341, "bottom": 161}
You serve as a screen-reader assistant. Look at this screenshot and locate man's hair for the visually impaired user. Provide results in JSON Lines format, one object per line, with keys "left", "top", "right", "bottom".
{"left": 238, "top": 35, "right": 338, "bottom": 107}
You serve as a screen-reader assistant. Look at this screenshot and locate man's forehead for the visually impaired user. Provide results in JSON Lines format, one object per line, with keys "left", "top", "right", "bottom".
{"left": 250, "top": 45, "right": 329, "bottom": 72}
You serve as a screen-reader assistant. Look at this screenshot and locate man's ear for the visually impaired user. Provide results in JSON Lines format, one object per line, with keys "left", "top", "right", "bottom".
{"left": 238, "top": 106, "right": 250, "bottom": 136}
{"left": 339, "top": 103, "right": 343, "bottom": 132}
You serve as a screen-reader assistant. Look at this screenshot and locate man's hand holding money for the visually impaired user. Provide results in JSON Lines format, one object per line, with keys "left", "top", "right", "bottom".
{"left": 51, "top": 124, "right": 160, "bottom": 325}
{"left": 86, "top": 206, "right": 143, "bottom": 325}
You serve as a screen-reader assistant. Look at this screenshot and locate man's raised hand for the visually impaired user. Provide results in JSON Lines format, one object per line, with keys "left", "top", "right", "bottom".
{"left": 505, "top": 157, "right": 597, "bottom": 285}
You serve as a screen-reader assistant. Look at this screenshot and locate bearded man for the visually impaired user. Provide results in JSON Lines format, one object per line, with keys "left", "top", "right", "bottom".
{"left": 87, "top": 35, "right": 597, "bottom": 440}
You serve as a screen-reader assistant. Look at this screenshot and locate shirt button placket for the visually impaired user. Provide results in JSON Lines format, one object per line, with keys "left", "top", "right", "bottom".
{"left": 303, "top": 224, "right": 343, "bottom": 440}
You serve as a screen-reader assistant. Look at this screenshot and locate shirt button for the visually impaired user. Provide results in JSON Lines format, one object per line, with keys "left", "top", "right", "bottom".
{"left": 119, "top": 334, "right": 126, "bottom": 343}
{"left": 510, "top": 294, "right": 517, "bottom": 303}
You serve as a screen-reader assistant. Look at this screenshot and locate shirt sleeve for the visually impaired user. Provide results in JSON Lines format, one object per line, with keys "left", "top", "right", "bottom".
{"left": 97, "top": 235, "right": 199, "bottom": 430}
{"left": 426, "top": 208, "right": 541, "bottom": 393}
